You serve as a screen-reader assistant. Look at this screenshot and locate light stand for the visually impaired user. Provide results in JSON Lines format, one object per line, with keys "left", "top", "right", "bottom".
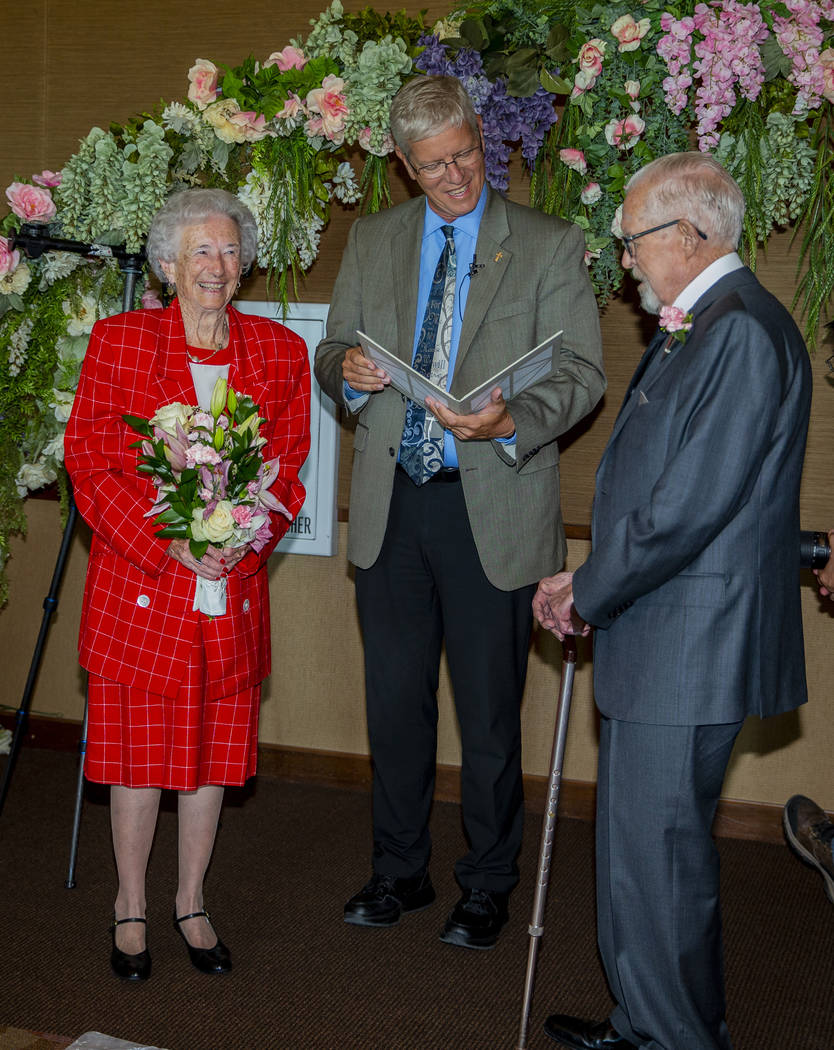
{"left": 0, "top": 226, "right": 144, "bottom": 889}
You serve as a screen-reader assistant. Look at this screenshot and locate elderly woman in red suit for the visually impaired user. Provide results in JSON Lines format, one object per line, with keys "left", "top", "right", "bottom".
{"left": 65, "top": 188, "right": 310, "bottom": 981}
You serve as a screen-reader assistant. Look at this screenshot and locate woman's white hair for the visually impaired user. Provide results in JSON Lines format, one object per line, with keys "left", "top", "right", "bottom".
{"left": 145, "top": 188, "right": 258, "bottom": 281}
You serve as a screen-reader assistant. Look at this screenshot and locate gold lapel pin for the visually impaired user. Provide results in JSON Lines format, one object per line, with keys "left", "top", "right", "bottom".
{"left": 494, "top": 251, "right": 504, "bottom": 263}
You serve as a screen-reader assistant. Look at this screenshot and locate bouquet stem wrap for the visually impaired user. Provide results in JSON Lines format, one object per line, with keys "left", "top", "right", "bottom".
{"left": 193, "top": 575, "right": 228, "bottom": 616}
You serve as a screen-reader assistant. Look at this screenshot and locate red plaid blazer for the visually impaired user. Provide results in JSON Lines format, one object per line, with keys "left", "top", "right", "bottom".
{"left": 65, "top": 299, "right": 311, "bottom": 699}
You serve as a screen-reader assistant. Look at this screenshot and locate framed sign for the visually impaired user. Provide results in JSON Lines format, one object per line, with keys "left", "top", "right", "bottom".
{"left": 234, "top": 301, "right": 339, "bottom": 556}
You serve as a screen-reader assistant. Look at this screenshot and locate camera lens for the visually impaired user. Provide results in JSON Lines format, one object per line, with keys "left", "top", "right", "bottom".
{"left": 799, "top": 531, "right": 831, "bottom": 570}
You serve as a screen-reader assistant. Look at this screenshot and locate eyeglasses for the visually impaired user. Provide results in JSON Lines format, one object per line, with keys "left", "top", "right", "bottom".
{"left": 409, "top": 141, "right": 483, "bottom": 180}
{"left": 620, "top": 219, "right": 708, "bottom": 259}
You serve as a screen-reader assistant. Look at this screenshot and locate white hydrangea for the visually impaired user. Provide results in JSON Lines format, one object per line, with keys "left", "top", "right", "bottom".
{"left": 292, "top": 211, "right": 325, "bottom": 271}
{"left": 162, "top": 101, "right": 204, "bottom": 136}
{"left": 39, "top": 251, "right": 83, "bottom": 290}
{"left": 7, "top": 317, "right": 34, "bottom": 377}
{"left": 329, "top": 161, "right": 361, "bottom": 204}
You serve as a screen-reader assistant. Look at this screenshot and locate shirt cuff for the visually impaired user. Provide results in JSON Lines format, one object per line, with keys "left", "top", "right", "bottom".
{"left": 343, "top": 381, "right": 369, "bottom": 414}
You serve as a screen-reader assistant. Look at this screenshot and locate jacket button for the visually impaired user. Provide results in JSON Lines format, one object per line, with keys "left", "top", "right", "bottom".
{"left": 388, "top": 447, "right": 395, "bottom": 456}
{"left": 242, "top": 599, "right": 250, "bottom": 612}
{"left": 137, "top": 594, "right": 150, "bottom": 608}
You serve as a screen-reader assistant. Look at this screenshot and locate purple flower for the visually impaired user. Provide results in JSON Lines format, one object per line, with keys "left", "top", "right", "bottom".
{"left": 415, "top": 36, "right": 558, "bottom": 192}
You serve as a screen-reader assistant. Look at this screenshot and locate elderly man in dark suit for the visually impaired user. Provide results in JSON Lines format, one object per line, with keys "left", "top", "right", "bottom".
{"left": 315, "top": 75, "right": 604, "bottom": 949}
{"left": 534, "top": 152, "right": 811, "bottom": 1049}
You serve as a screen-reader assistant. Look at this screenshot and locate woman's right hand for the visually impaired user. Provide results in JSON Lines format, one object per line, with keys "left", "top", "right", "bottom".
{"left": 166, "top": 539, "right": 227, "bottom": 580}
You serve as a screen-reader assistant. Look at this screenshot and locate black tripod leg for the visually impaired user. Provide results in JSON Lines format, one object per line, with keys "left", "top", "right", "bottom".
{"left": 0, "top": 496, "right": 78, "bottom": 820}
{"left": 65, "top": 691, "right": 88, "bottom": 888}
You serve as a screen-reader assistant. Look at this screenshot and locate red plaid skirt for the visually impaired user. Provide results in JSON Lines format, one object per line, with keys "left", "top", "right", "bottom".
{"left": 84, "top": 621, "right": 260, "bottom": 790}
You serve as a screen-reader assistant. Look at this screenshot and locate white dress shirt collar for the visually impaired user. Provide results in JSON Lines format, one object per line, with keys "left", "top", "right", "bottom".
{"left": 673, "top": 252, "right": 744, "bottom": 314}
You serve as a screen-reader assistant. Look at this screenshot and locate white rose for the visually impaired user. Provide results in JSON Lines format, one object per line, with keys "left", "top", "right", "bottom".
{"left": 192, "top": 501, "right": 236, "bottom": 544}
{"left": 151, "top": 401, "right": 191, "bottom": 436}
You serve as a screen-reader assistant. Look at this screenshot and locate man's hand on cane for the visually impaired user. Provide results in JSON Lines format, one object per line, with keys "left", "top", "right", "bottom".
{"left": 533, "top": 571, "right": 590, "bottom": 640}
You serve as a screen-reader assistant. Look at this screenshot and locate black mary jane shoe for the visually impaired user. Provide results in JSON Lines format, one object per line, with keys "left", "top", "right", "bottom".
{"left": 110, "top": 916, "right": 151, "bottom": 981}
{"left": 173, "top": 908, "right": 232, "bottom": 974}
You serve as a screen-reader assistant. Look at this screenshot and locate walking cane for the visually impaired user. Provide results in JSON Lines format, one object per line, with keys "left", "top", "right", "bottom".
{"left": 515, "top": 629, "right": 580, "bottom": 1050}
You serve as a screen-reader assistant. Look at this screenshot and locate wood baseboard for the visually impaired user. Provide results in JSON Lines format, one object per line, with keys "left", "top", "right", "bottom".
{"left": 0, "top": 713, "right": 789, "bottom": 844}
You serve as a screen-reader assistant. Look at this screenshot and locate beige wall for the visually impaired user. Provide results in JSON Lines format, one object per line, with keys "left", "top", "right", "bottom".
{"left": 1, "top": 2, "right": 833, "bottom": 810}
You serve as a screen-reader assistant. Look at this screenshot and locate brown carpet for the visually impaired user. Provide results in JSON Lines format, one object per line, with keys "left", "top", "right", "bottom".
{"left": 0, "top": 748, "right": 831, "bottom": 1050}
{"left": 0, "top": 1029, "right": 71, "bottom": 1050}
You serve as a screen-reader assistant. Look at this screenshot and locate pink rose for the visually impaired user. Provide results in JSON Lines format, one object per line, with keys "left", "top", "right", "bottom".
{"left": 820, "top": 48, "right": 834, "bottom": 102}
{"left": 581, "top": 182, "right": 602, "bottom": 205}
{"left": 571, "top": 68, "right": 598, "bottom": 98}
{"left": 231, "top": 505, "right": 254, "bottom": 528}
{"left": 0, "top": 236, "right": 21, "bottom": 277}
{"left": 264, "top": 46, "right": 308, "bottom": 72}
{"left": 277, "top": 93, "right": 304, "bottom": 120}
{"left": 577, "top": 38, "right": 606, "bottom": 77}
{"left": 228, "top": 109, "right": 272, "bottom": 142}
{"left": 141, "top": 289, "right": 164, "bottom": 310}
{"left": 604, "top": 114, "right": 646, "bottom": 149}
{"left": 611, "top": 205, "right": 624, "bottom": 239}
{"left": 659, "top": 305, "right": 693, "bottom": 333}
{"left": 559, "top": 148, "right": 587, "bottom": 174}
{"left": 305, "top": 74, "right": 348, "bottom": 142}
{"left": 6, "top": 182, "right": 57, "bottom": 223}
{"left": 610, "top": 14, "right": 651, "bottom": 52}
{"left": 624, "top": 80, "right": 641, "bottom": 101}
{"left": 32, "top": 170, "right": 62, "bottom": 188}
{"left": 187, "top": 58, "right": 219, "bottom": 111}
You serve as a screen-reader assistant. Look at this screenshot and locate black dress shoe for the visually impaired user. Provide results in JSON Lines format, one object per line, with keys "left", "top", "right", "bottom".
{"left": 110, "top": 917, "right": 151, "bottom": 981}
{"left": 438, "top": 888, "right": 509, "bottom": 949}
{"left": 173, "top": 908, "right": 232, "bottom": 974}
{"left": 543, "top": 1015, "right": 637, "bottom": 1050}
{"left": 343, "top": 871, "right": 435, "bottom": 927}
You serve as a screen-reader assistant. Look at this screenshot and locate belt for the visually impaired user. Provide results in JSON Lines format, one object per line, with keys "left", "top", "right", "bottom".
{"left": 396, "top": 463, "right": 461, "bottom": 484}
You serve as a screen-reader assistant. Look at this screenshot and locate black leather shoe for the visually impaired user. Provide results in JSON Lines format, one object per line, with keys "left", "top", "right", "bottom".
{"left": 438, "top": 888, "right": 509, "bottom": 949}
{"left": 543, "top": 1015, "right": 637, "bottom": 1049}
{"left": 173, "top": 908, "right": 232, "bottom": 974}
{"left": 343, "top": 871, "right": 435, "bottom": 927}
{"left": 110, "top": 917, "right": 151, "bottom": 981}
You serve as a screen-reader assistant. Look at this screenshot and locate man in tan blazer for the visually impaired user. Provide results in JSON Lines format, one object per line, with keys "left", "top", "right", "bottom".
{"left": 315, "top": 75, "right": 604, "bottom": 949}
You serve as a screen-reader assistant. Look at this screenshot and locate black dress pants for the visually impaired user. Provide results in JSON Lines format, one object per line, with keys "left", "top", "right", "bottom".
{"left": 355, "top": 468, "right": 536, "bottom": 894}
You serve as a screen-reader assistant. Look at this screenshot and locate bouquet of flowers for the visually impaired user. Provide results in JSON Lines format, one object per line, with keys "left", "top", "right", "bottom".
{"left": 123, "top": 377, "right": 290, "bottom": 616}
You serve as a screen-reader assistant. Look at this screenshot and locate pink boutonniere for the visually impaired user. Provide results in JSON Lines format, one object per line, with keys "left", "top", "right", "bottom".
{"left": 659, "top": 306, "right": 693, "bottom": 345}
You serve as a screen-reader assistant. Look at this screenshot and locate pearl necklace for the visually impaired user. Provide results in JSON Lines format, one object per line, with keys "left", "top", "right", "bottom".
{"left": 186, "top": 343, "right": 227, "bottom": 364}
{"left": 185, "top": 323, "right": 229, "bottom": 364}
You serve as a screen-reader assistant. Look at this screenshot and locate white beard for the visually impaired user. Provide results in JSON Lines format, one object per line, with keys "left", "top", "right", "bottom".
{"left": 637, "top": 279, "right": 662, "bottom": 316}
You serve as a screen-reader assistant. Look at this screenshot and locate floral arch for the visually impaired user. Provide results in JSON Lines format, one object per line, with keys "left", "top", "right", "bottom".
{"left": 0, "top": 0, "right": 832, "bottom": 603}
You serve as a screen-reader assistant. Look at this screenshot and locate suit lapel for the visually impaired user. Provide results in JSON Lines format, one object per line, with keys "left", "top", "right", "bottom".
{"left": 600, "top": 266, "right": 755, "bottom": 465}
{"left": 154, "top": 300, "right": 196, "bottom": 407}
{"left": 455, "top": 189, "right": 510, "bottom": 376}
{"left": 391, "top": 202, "right": 423, "bottom": 363}
{"left": 228, "top": 307, "right": 269, "bottom": 410}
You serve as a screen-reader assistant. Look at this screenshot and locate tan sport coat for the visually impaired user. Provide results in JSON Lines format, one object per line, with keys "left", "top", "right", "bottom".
{"left": 315, "top": 188, "right": 605, "bottom": 591}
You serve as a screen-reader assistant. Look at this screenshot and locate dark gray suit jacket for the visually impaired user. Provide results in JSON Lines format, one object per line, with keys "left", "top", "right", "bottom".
{"left": 315, "top": 188, "right": 606, "bottom": 591}
{"left": 573, "top": 266, "right": 812, "bottom": 724}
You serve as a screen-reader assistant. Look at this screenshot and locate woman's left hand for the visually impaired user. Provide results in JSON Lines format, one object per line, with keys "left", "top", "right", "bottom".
{"left": 166, "top": 540, "right": 251, "bottom": 579}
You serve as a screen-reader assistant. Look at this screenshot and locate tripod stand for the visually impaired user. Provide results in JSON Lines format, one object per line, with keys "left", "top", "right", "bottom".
{"left": 0, "top": 226, "right": 144, "bottom": 890}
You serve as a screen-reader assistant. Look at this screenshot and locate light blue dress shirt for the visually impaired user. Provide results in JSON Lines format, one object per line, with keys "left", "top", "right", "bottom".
{"left": 345, "top": 184, "right": 513, "bottom": 466}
